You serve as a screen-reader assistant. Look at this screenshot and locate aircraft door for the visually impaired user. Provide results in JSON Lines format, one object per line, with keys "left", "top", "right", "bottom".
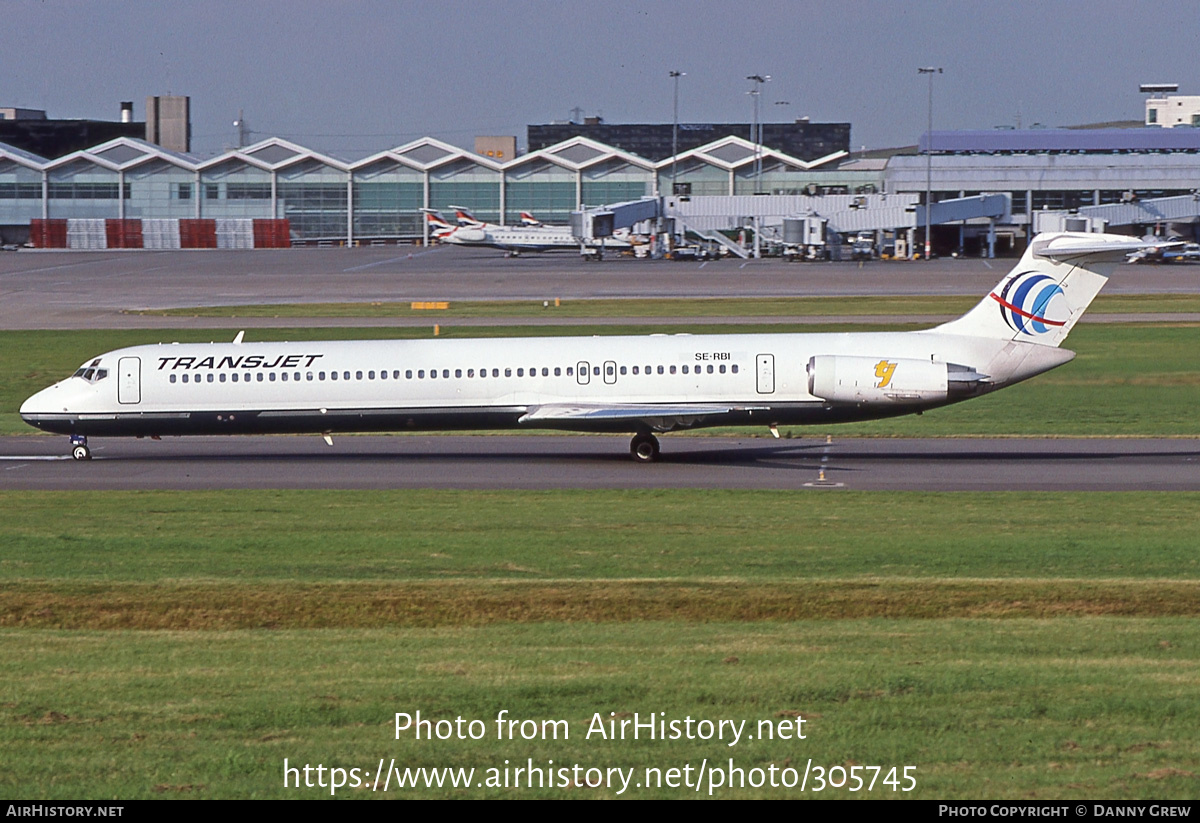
{"left": 756, "top": 353, "right": 775, "bottom": 394}
{"left": 117, "top": 357, "right": 141, "bottom": 404}
{"left": 603, "top": 360, "right": 617, "bottom": 385}
{"left": 577, "top": 361, "right": 590, "bottom": 385}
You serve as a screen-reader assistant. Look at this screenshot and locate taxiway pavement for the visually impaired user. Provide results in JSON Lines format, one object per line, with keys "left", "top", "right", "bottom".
{"left": 1, "top": 435, "right": 1195, "bottom": 491}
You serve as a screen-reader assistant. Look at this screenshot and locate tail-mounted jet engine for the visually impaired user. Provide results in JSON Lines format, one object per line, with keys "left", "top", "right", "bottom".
{"left": 807, "top": 355, "right": 987, "bottom": 404}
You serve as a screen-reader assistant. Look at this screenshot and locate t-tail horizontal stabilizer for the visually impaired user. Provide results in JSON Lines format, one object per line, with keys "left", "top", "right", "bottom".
{"left": 935, "top": 232, "right": 1155, "bottom": 348}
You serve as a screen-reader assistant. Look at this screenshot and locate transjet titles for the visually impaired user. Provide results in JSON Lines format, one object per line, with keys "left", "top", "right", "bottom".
{"left": 157, "top": 354, "right": 324, "bottom": 371}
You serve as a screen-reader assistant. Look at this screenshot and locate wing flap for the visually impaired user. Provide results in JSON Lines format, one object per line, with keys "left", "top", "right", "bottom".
{"left": 519, "top": 403, "right": 768, "bottom": 425}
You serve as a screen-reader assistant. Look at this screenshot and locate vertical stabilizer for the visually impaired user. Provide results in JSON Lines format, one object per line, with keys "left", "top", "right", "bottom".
{"left": 934, "top": 232, "right": 1147, "bottom": 348}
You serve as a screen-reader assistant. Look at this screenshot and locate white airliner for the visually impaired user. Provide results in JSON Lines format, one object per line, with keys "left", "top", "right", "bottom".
{"left": 21, "top": 232, "right": 1145, "bottom": 462}
{"left": 428, "top": 205, "right": 634, "bottom": 256}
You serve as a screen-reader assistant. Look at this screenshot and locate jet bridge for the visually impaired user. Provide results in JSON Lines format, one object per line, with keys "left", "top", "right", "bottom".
{"left": 1044, "top": 193, "right": 1200, "bottom": 230}
{"left": 571, "top": 197, "right": 661, "bottom": 242}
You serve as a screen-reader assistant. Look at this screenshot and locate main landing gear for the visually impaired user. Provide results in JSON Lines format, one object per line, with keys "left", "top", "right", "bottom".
{"left": 70, "top": 434, "right": 91, "bottom": 461}
{"left": 630, "top": 433, "right": 660, "bottom": 463}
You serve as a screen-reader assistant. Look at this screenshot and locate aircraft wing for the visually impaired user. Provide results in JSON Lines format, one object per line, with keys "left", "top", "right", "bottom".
{"left": 519, "top": 402, "right": 769, "bottom": 428}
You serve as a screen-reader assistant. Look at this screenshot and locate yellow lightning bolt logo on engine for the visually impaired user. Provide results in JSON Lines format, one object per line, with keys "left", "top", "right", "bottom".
{"left": 875, "top": 359, "right": 897, "bottom": 389}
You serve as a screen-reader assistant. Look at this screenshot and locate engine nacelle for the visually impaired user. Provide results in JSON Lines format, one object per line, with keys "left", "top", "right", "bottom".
{"left": 807, "top": 355, "right": 952, "bottom": 404}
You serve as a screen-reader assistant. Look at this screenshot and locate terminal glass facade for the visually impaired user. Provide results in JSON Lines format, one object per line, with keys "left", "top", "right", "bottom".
{"left": 125, "top": 159, "right": 195, "bottom": 219}
{"left": 0, "top": 160, "right": 42, "bottom": 224}
{"left": 47, "top": 159, "right": 122, "bottom": 219}
{"left": 199, "top": 160, "right": 272, "bottom": 219}
{"left": 505, "top": 159, "right": 575, "bottom": 223}
{"left": 428, "top": 159, "right": 500, "bottom": 223}
{"left": 658, "top": 159, "right": 729, "bottom": 197}
{"left": 352, "top": 160, "right": 423, "bottom": 239}
{"left": 277, "top": 159, "right": 348, "bottom": 240}
{"left": 580, "top": 159, "right": 651, "bottom": 208}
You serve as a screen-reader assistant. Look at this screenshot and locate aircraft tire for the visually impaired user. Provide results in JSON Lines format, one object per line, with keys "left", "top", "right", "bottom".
{"left": 630, "top": 433, "right": 660, "bottom": 463}
{"left": 72, "top": 444, "right": 91, "bottom": 461}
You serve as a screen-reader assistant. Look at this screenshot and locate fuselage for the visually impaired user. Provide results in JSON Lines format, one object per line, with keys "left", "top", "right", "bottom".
{"left": 18, "top": 329, "right": 1064, "bottom": 439}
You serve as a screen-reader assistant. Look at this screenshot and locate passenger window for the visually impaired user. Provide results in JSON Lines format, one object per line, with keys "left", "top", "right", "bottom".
{"left": 181, "top": 373, "right": 188, "bottom": 383}
{"left": 593, "top": 366, "right": 600, "bottom": 376}
{"left": 281, "top": 372, "right": 288, "bottom": 381}
{"left": 455, "top": 369, "right": 462, "bottom": 378}
{"left": 442, "top": 369, "right": 449, "bottom": 378}
{"left": 505, "top": 368, "right": 512, "bottom": 377}
{"left": 567, "top": 367, "right": 573, "bottom": 376}
{"left": 541, "top": 367, "right": 548, "bottom": 377}
{"left": 657, "top": 366, "right": 664, "bottom": 375}
{"left": 380, "top": 370, "right": 387, "bottom": 380}
{"left": 269, "top": 373, "right": 276, "bottom": 382}
{"left": 393, "top": 370, "right": 400, "bottom": 379}
{"left": 517, "top": 368, "right": 524, "bottom": 377}
{"left": 306, "top": 372, "right": 313, "bottom": 381}
{"left": 492, "top": 368, "right": 499, "bottom": 377}
{"left": 719, "top": 365, "right": 726, "bottom": 374}
{"left": 232, "top": 373, "right": 239, "bottom": 382}
{"left": 554, "top": 367, "right": 561, "bottom": 377}
{"left": 620, "top": 366, "right": 626, "bottom": 375}
{"left": 219, "top": 373, "right": 226, "bottom": 383}
{"left": 670, "top": 366, "right": 677, "bottom": 375}
{"left": 368, "top": 370, "right": 375, "bottom": 380}
{"left": 332, "top": 371, "right": 339, "bottom": 380}
{"left": 257, "top": 373, "right": 264, "bottom": 382}
{"left": 430, "top": 369, "right": 438, "bottom": 379}
{"left": 707, "top": 365, "right": 714, "bottom": 374}
{"left": 406, "top": 370, "right": 412, "bottom": 379}
{"left": 343, "top": 371, "right": 350, "bottom": 380}
{"left": 682, "top": 365, "right": 689, "bottom": 374}
{"left": 170, "top": 374, "right": 177, "bottom": 384}
{"left": 356, "top": 371, "right": 363, "bottom": 380}
{"left": 732, "top": 364, "right": 739, "bottom": 374}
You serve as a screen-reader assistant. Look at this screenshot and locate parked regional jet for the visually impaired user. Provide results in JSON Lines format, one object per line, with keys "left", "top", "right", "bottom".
{"left": 422, "top": 206, "right": 633, "bottom": 256}
{"left": 21, "top": 232, "right": 1146, "bottom": 462}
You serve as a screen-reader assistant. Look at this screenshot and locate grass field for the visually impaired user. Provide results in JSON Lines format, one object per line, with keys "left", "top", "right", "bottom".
{"left": 3, "top": 490, "right": 1200, "bottom": 798}
{"left": 127, "top": 293, "right": 1200, "bottom": 319}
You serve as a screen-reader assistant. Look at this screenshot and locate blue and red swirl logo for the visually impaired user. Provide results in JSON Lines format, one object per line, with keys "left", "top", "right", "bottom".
{"left": 989, "top": 272, "right": 1068, "bottom": 335}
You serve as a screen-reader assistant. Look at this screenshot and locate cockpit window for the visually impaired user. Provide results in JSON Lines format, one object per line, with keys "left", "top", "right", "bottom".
{"left": 74, "top": 365, "right": 108, "bottom": 384}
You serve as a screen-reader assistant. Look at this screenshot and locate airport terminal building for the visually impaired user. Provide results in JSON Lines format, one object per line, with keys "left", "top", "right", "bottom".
{"left": 3, "top": 124, "right": 1199, "bottom": 251}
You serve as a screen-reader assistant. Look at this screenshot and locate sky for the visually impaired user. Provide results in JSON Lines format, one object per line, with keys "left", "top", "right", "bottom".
{"left": 4, "top": 0, "right": 1198, "bottom": 159}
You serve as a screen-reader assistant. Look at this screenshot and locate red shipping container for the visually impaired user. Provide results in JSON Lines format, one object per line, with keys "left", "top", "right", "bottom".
{"left": 31, "top": 219, "right": 69, "bottom": 248}
{"left": 105, "top": 220, "right": 123, "bottom": 248}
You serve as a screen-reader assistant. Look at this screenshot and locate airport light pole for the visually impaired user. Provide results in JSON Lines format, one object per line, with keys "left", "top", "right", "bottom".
{"left": 670, "top": 71, "right": 685, "bottom": 196}
{"left": 918, "top": 67, "right": 942, "bottom": 260}
{"left": 746, "top": 74, "right": 770, "bottom": 193}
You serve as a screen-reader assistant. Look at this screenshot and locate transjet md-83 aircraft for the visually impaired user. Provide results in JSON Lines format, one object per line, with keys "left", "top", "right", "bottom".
{"left": 21, "top": 232, "right": 1144, "bottom": 462}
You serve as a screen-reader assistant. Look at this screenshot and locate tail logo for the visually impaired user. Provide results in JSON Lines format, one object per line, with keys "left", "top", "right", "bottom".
{"left": 990, "top": 271, "right": 1069, "bottom": 335}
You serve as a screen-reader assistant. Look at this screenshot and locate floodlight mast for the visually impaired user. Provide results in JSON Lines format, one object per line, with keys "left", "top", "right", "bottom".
{"left": 918, "top": 67, "right": 943, "bottom": 260}
{"left": 746, "top": 74, "right": 770, "bottom": 192}
{"left": 670, "top": 71, "right": 685, "bottom": 195}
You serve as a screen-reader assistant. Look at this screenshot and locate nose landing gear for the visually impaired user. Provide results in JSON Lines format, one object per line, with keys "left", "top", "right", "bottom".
{"left": 70, "top": 435, "right": 91, "bottom": 461}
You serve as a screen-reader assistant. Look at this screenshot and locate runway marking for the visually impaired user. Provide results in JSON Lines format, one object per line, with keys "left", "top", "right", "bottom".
{"left": 342, "top": 247, "right": 442, "bottom": 272}
{"left": 0, "top": 455, "right": 72, "bottom": 462}
{"left": 983, "top": 260, "right": 993, "bottom": 269}
{"left": 698, "top": 262, "right": 708, "bottom": 269}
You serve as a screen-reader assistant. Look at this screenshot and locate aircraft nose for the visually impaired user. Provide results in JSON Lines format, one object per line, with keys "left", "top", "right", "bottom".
{"left": 19, "top": 383, "right": 64, "bottom": 423}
